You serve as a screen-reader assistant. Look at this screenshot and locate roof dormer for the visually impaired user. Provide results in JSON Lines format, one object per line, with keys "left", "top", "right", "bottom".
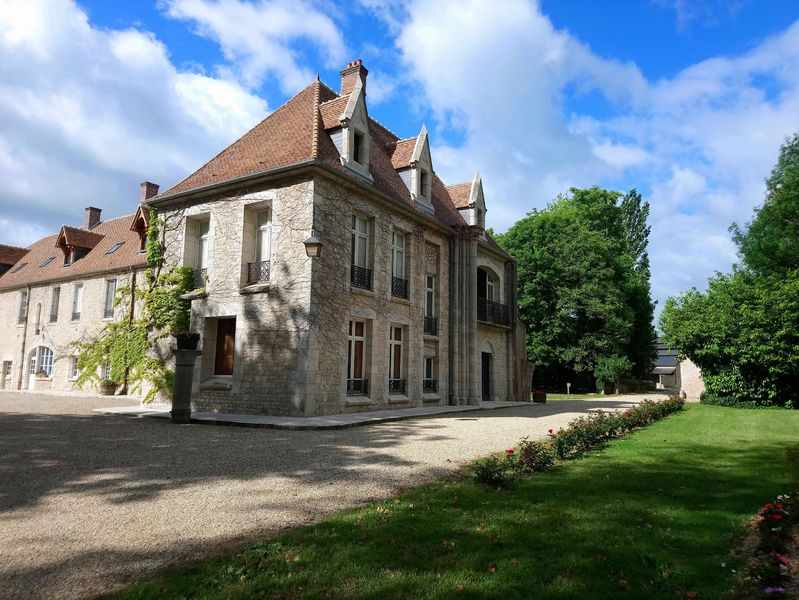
{"left": 392, "top": 125, "right": 435, "bottom": 213}
{"left": 56, "top": 225, "right": 103, "bottom": 266}
{"left": 337, "top": 60, "right": 372, "bottom": 181}
{"left": 454, "top": 172, "right": 486, "bottom": 232}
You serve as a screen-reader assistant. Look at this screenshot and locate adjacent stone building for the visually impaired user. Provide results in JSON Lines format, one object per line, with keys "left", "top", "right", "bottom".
{"left": 0, "top": 60, "right": 529, "bottom": 416}
{"left": 147, "top": 61, "right": 529, "bottom": 416}
{"left": 0, "top": 193, "right": 156, "bottom": 392}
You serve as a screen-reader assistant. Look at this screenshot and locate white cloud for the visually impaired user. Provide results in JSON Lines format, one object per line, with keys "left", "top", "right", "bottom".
{"left": 0, "top": 0, "right": 268, "bottom": 247}
{"left": 376, "top": 0, "right": 799, "bottom": 313}
{"left": 161, "top": 0, "right": 347, "bottom": 93}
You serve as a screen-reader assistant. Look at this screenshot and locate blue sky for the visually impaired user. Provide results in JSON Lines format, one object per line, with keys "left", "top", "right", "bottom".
{"left": 2, "top": 0, "right": 799, "bottom": 317}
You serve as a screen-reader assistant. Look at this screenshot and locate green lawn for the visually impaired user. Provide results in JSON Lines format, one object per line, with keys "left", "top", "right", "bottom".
{"left": 115, "top": 405, "right": 799, "bottom": 600}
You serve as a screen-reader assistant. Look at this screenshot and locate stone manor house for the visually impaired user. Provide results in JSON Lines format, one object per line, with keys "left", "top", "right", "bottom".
{"left": 0, "top": 61, "right": 529, "bottom": 416}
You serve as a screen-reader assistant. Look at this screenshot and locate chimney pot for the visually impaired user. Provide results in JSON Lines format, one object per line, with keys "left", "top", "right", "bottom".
{"left": 140, "top": 181, "right": 160, "bottom": 202}
{"left": 84, "top": 207, "right": 101, "bottom": 229}
{"left": 340, "top": 59, "right": 368, "bottom": 97}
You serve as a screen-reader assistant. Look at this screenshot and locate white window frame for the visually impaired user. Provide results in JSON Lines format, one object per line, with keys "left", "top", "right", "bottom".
{"left": 197, "top": 220, "right": 210, "bottom": 270}
{"left": 32, "top": 346, "right": 54, "bottom": 378}
{"left": 17, "top": 290, "right": 27, "bottom": 325}
{"left": 347, "top": 319, "right": 366, "bottom": 381}
{"left": 50, "top": 286, "right": 60, "bottom": 323}
{"left": 104, "top": 279, "right": 116, "bottom": 318}
{"left": 70, "top": 356, "right": 79, "bottom": 380}
{"left": 389, "top": 325, "right": 404, "bottom": 381}
{"left": 351, "top": 215, "right": 369, "bottom": 268}
{"left": 391, "top": 231, "right": 405, "bottom": 279}
{"left": 486, "top": 273, "right": 496, "bottom": 302}
{"left": 101, "top": 360, "right": 111, "bottom": 381}
{"left": 72, "top": 283, "right": 83, "bottom": 321}
{"left": 425, "top": 275, "right": 435, "bottom": 318}
{"left": 256, "top": 209, "right": 272, "bottom": 264}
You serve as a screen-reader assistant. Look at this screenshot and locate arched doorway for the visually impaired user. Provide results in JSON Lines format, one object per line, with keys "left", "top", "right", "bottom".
{"left": 28, "top": 346, "right": 53, "bottom": 390}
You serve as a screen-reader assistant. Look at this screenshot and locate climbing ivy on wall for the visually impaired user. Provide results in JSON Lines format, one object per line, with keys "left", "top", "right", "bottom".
{"left": 70, "top": 208, "right": 194, "bottom": 401}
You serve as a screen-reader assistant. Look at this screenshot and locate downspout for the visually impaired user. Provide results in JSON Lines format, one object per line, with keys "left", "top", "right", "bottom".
{"left": 448, "top": 236, "right": 456, "bottom": 405}
{"left": 16, "top": 285, "right": 31, "bottom": 390}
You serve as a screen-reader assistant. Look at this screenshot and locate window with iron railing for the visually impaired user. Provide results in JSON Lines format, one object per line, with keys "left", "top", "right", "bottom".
{"left": 350, "top": 264, "right": 372, "bottom": 290}
{"left": 247, "top": 260, "right": 270, "bottom": 284}
{"left": 351, "top": 215, "right": 371, "bottom": 290}
{"left": 193, "top": 268, "right": 207, "bottom": 290}
{"left": 347, "top": 319, "right": 368, "bottom": 395}
{"left": 391, "top": 231, "right": 408, "bottom": 299}
{"left": 391, "top": 276, "right": 408, "bottom": 299}
{"left": 423, "top": 378, "right": 437, "bottom": 394}
{"left": 389, "top": 378, "right": 406, "bottom": 395}
{"left": 423, "top": 316, "right": 437, "bottom": 336}
{"left": 477, "top": 298, "right": 510, "bottom": 326}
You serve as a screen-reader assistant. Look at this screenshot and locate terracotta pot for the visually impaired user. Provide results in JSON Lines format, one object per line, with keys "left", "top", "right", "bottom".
{"left": 99, "top": 382, "right": 117, "bottom": 396}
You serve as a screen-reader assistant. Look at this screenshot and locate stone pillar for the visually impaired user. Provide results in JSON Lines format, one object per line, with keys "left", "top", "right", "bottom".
{"left": 171, "top": 348, "right": 201, "bottom": 424}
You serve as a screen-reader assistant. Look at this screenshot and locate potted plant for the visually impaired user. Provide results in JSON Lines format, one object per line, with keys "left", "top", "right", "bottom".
{"left": 99, "top": 379, "right": 118, "bottom": 396}
{"left": 174, "top": 331, "right": 200, "bottom": 350}
{"left": 36, "top": 369, "right": 49, "bottom": 379}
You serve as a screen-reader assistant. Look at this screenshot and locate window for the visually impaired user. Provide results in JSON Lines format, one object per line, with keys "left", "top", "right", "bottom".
{"left": 197, "top": 220, "right": 210, "bottom": 269}
{"left": 17, "top": 290, "right": 27, "bottom": 325}
{"left": 101, "top": 360, "right": 111, "bottom": 380}
{"left": 388, "top": 325, "right": 405, "bottom": 394}
{"left": 347, "top": 320, "right": 367, "bottom": 395}
{"left": 353, "top": 131, "right": 364, "bottom": 164}
{"left": 256, "top": 210, "right": 272, "bottom": 263}
{"left": 3, "top": 361, "right": 11, "bottom": 377}
{"left": 106, "top": 242, "right": 124, "bottom": 254}
{"left": 425, "top": 276, "right": 435, "bottom": 317}
{"left": 420, "top": 169, "right": 430, "bottom": 200}
{"left": 70, "top": 356, "right": 79, "bottom": 380}
{"left": 350, "top": 215, "right": 371, "bottom": 290}
{"left": 423, "top": 357, "right": 437, "bottom": 393}
{"left": 12, "top": 262, "right": 27, "bottom": 273}
{"left": 424, "top": 357, "right": 435, "bottom": 380}
{"left": 486, "top": 273, "right": 496, "bottom": 302}
{"left": 72, "top": 283, "right": 83, "bottom": 321}
{"left": 39, "top": 256, "right": 55, "bottom": 267}
{"left": 391, "top": 231, "right": 409, "bottom": 299}
{"left": 103, "top": 279, "right": 116, "bottom": 318}
{"left": 49, "top": 287, "right": 60, "bottom": 322}
{"left": 31, "top": 346, "right": 54, "bottom": 378}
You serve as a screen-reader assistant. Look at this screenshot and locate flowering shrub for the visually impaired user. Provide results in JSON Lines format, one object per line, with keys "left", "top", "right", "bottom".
{"left": 739, "top": 491, "right": 798, "bottom": 597}
{"left": 472, "top": 396, "right": 685, "bottom": 486}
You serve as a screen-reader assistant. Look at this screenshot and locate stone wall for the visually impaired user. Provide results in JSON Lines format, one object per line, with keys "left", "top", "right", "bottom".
{"left": 0, "top": 271, "right": 143, "bottom": 393}
{"left": 679, "top": 359, "right": 705, "bottom": 402}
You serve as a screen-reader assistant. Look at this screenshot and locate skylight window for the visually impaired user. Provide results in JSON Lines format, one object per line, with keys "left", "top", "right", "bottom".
{"left": 106, "top": 242, "right": 124, "bottom": 254}
{"left": 12, "top": 262, "right": 27, "bottom": 273}
{"left": 40, "top": 256, "right": 55, "bottom": 267}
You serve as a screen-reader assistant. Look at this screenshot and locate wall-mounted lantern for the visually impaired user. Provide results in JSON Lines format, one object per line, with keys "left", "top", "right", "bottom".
{"left": 303, "top": 230, "right": 323, "bottom": 258}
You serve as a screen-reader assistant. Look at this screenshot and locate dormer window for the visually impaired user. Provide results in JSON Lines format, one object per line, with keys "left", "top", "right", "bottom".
{"left": 420, "top": 169, "right": 430, "bottom": 200}
{"left": 353, "top": 131, "right": 364, "bottom": 164}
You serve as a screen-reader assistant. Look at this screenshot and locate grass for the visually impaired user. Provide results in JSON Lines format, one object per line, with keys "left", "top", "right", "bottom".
{"left": 114, "top": 405, "right": 799, "bottom": 600}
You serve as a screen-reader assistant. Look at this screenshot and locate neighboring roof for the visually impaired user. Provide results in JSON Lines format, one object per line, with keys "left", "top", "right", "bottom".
{"left": 0, "top": 244, "right": 27, "bottom": 266}
{"left": 57, "top": 225, "right": 104, "bottom": 250}
{"left": 446, "top": 182, "right": 472, "bottom": 209}
{"left": 0, "top": 214, "right": 147, "bottom": 290}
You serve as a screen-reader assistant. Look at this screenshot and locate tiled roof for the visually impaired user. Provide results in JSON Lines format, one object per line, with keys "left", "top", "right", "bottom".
{"left": 479, "top": 234, "right": 513, "bottom": 261}
{"left": 0, "top": 244, "right": 27, "bottom": 266}
{"left": 390, "top": 138, "right": 416, "bottom": 169}
{"left": 156, "top": 77, "right": 491, "bottom": 233}
{"left": 446, "top": 182, "right": 472, "bottom": 209}
{"left": 57, "top": 226, "right": 104, "bottom": 249}
{"left": 0, "top": 214, "right": 147, "bottom": 290}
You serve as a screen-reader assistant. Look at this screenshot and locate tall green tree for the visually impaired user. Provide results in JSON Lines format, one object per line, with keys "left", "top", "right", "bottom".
{"left": 662, "top": 132, "right": 799, "bottom": 407}
{"left": 497, "top": 186, "right": 656, "bottom": 389}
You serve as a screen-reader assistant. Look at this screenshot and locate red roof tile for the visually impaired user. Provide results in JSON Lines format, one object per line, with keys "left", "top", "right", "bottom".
{"left": 390, "top": 138, "right": 416, "bottom": 169}
{"left": 446, "top": 182, "right": 472, "bottom": 209}
{"left": 57, "top": 226, "right": 104, "bottom": 250}
{"left": 0, "top": 244, "right": 27, "bottom": 267}
{"left": 0, "top": 214, "right": 147, "bottom": 290}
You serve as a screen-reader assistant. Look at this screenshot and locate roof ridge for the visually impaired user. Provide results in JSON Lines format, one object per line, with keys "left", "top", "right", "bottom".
{"left": 311, "top": 79, "right": 321, "bottom": 159}
{"left": 319, "top": 94, "right": 348, "bottom": 107}
{"left": 318, "top": 81, "right": 338, "bottom": 97}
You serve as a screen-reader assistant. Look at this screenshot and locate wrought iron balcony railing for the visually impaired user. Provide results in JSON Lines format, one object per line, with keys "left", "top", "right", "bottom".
{"left": 389, "top": 378, "right": 406, "bottom": 395}
{"left": 391, "top": 276, "right": 409, "bottom": 299}
{"left": 247, "top": 260, "right": 270, "bottom": 284}
{"left": 350, "top": 264, "right": 372, "bottom": 290}
{"left": 193, "top": 268, "right": 207, "bottom": 290}
{"left": 346, "top": 378, "right": 369, "bottom": 396}
{"left": 477, "top": 299, "right": 510, "bottom": 326}
{"left": 423, "top": 378, "right": 437, "bottom": 394}
{"left": 423, "top": 316, "right": 438, "bottom": 336}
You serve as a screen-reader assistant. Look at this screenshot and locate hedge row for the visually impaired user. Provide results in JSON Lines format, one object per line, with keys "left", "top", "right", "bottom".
{"left": 472, "top": 396, "right": 685, "bottom": 486}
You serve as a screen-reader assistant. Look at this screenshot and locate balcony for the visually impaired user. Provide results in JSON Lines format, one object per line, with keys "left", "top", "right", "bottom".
{"left": 391, "top": 276, "right": 409, "bottom": 299}
{"left": 388, "top": 378, "right": 406, "bottom": 395}
{"left": 477, "top": 299, "right": 510, "bottom": 326}
{"left": 346, "top": 378, "right": 369, "bottom": 395}
{"left": 423, "top": 316, "right": 437, "bottom": 336}
{"left": 247, "top": 260, "right": 270, "bottom": 284}
{"left": 423, "top": 379, "right": 437, "bottom": 394}
{"left": 192, "top": 268, "right": 207, "bottom": 290}
{"left": 350, "top": 264, "right": 372, "bottom": 290}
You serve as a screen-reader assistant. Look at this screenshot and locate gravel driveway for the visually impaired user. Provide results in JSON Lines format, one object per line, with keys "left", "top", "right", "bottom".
{"left": 0, "top": 390, "right": 660, "bottom": 599}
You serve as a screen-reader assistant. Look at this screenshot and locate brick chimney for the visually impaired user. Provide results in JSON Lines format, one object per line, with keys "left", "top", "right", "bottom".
{"left": 140, "top": 181, "right": 160, "bottom": 202}
{"left": 84, "top": 207, "right": 101, "bottom": 229}
{"left": 340, "top": 59, "right": 368, "bottom": 97}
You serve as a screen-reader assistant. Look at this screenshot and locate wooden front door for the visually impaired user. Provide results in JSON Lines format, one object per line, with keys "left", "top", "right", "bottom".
{"left": 214, "top": 318, "right": 236, "bottom": 376}
{"left": 481, "top": 352, "right": 492, "bottom": 401}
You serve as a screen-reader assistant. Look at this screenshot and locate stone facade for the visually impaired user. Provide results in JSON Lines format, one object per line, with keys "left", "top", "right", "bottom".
{"left": 678, "top": 359, "right": 705, "bottom": 402}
